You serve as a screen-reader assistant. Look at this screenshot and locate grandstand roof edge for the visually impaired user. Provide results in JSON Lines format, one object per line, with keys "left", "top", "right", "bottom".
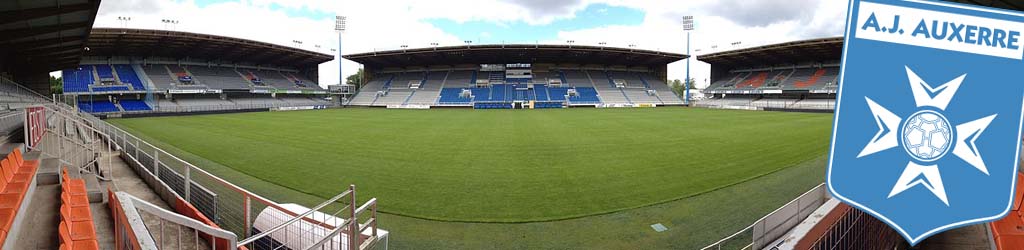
{"left": 697, "top": 37, "right": 843, "bottom": 68}
{"left": 84, "top": 28, "right": 334, "bottom": 68}
{"left": 343, "top": 44, "right": 687, "bottom": 68}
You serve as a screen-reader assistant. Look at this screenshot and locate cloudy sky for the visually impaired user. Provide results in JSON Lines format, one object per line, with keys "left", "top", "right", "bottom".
{"left": 91, "top": 0, "right": 849, "bottom": 88}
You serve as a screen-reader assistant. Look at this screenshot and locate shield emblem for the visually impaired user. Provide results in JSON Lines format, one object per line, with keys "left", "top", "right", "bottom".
{"left": 829, "top": 0, "right": 1024, "bottom": 245}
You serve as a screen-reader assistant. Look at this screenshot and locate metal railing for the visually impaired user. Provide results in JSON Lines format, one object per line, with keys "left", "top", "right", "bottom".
{"left": 26, "top": 104, "right": 114, "bottom": 176}
{"left": 111, "top": 190, "right": 237, "bottom": 250}
{"left": 805, "top": 204, "right": 903, "bottom": 250}
{"left": 701, "top": 183, "right": 829, "bottom": 250}
{"left": 2, "top": 75, "right": 383, "bottom": 249}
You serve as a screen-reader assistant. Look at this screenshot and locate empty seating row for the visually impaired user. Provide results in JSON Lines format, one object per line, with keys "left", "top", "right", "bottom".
{"left": 569, "top": 87, "right": 601, "bottom": 103}
{"left": 78, "top": 101, "right": 119, "bottom": 113}
{"left": 118, "top": 100, "right": 152, "bottom": 111}
{"left": 113, "top": 65, "right": 146, "bottom": 91}
{"left": 707, "top": 67, "right": 840, "bottom": 91}
{"left": 63, "top": 65, "right": 145, "bottom": 93}
{"left": 438, "top": 88, "right": 471, "bottom": 104}
{"left": 59, "top": 168, "right": 99, "bottom": 250}
{"left": 62, "top": 68, "right": 94, "bottom": 93}
{"left": 0, "top": 149, "right": 39, "bottom": 246}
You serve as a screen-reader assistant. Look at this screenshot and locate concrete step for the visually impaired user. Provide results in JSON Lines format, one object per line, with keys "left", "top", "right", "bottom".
{"left": 0, "top": 143, "right": 23, "bottom": 156}
{"left": 36, "top": 158, "right": 60, "bottom": 185}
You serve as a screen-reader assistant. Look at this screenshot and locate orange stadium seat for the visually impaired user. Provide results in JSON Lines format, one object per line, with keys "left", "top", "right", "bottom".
{"left": 58, "top": 222, "right": 99, "bottom": 249}
{"left": 60, "top": 204, "right": 92, "bottom": 222}
{"left": 0, "top": 208, "right": 15, "bottom": 231}
{"left": 10, "top": 149, "right": 38, "bottom": 172}
{"left": 1, "top": 159, "right": 32, "bottom": 182}
{"left": 62, "top": 192, "right": 89, "bottom": 208}
{"left": 59, "top": 219, "right": 96, "bottom": 241}
{"left": 0, "top": 192, "right": 22, "bottom": 209}
{"left": 0, "top": 168, "right": 27, "bottom": 196}
{"left": 61, "top": 169, "right": 87, "bottom": 196}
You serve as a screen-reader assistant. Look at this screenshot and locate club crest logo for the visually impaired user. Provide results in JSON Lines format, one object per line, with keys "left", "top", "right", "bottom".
{"left": 830, "top": 0, "right": 1024, "bottom": 245}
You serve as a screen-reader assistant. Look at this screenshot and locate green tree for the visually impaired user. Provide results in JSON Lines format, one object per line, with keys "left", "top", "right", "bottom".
{"left": 346, "top": 68, "right": 364, "bottom": 87}
{"left": 670, "top": 78, "right": 698, "bottom": 97}
{"left": 50, "top": 75, "right": 62, "bottom": 95}
{"left": 670, "top": 79, "right": 683, "bottom": 96}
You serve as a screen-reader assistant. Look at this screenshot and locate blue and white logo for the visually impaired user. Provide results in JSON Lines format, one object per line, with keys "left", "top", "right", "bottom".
{"left": 830, "top": 0, "right": 1024, "bottom": 245}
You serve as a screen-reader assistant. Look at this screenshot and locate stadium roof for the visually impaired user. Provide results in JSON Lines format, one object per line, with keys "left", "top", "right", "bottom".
{"left": 0, "top": 0, "right": 101, "bottom": 73}
{"left": 84, "top": 28, "right": 335, "bottom": 68}
{"left": 696, "top": 37, "right": 843, "bottom": 68}
{"left": 343, "top": 44, "right": 687, "bottom": 68}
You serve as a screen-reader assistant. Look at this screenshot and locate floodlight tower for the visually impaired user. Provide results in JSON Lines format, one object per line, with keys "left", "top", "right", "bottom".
{"left": 682, "top": 16, "right": 695, "bottom": 105}
{"left": 336, "top": 16, "right": 347, "bottom": 85}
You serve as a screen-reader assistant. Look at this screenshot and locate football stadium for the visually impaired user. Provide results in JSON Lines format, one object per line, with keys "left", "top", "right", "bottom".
{"left": 0, "top": 0, "right": 1021, "bottom": 250}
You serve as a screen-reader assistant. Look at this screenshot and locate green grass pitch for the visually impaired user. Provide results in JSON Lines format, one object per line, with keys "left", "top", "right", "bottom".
{"left": 110, "top": 108, "right": 833, "bottom": 223}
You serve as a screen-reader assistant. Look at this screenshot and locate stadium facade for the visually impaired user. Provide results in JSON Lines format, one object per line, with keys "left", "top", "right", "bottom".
{"left": 343, "top": 45, "right": 688, "bottom": 109}
{"left": 63, "top": 28, "right": 334, "bottom": 116}
{"left": 1, "top": 3, "right": 385, "bottom": 250}
{"left": 696, "top": 37, "right": 842, "bottom": 112}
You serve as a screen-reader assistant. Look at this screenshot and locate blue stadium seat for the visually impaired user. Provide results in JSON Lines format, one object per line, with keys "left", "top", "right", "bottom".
{"left": 534, "top": 85, "right": 550, "bottom": 101}
{"left": 439, "top": 88, "right": 471, "bottom": 104}
{"left": 78, "top": 100, "right": 119, "bottom": 113}
{"left": 62, "top": 68, "right": 94, "bottom": 93}
{"left": 569, "top": 87, "right": 600, "bottom": 103}
{"left": 94, "top": 65, "right": 114, "bottom": 80}
{"left": 114, "top": 65, "right": 146, "bottom": 90}
{"left": 118, "top": 100, "right": 152, "bottom": 111}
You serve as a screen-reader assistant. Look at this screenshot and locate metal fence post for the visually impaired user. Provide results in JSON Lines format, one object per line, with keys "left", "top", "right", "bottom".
{"left": 350, "top": 184, "right": 358, "bottom": 250}
{"left": 153, "top": 150, "right": 160, "bottom": 177}
{"left": 244, "top": 195, "right": 251, "bottom": 238}
{"left": 184, "top": 165, "right": 191, "bottom": 203}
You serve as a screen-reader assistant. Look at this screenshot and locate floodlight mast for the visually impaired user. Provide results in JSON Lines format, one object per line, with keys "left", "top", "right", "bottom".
{"left": 336, "top": 16, "right": 347, "bottom": 85}
{"left": 682, "top": 16, "right": 695, "bottom": 106}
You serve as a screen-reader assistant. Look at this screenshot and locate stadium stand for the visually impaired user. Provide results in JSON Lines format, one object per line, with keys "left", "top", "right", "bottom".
{"left": 77, "top": 100, "right": 119, "bottom": 113}
{"left": 697, "top": 37, "right": 841, "bottom": 111}
{"left": 405, "top": 71, "right": 449, "bottom": 105}
{"left": 117, "top": 100, "right": 152, "bottom": 111}
{"left": 141, "top": 65, "right": 180, "bottom": 90}
{"left": 62, "top": 68, "right": 94, "bottom": 93}
{"left": 186, "top": 66, "right": 251, "bottom": 90}
{"left": 113, "top": 65, "right": 146, "bottom": 91}
{"left": 59, "top": 168, "right": 99, "bottom": 250}
{"left": 342, "top": 44, "right": 686, "bottom": 108}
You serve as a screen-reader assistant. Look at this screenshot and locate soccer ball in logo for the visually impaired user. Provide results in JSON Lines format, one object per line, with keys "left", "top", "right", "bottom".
{"left": 901, "top": 110, "right": 953, "bottom": 162}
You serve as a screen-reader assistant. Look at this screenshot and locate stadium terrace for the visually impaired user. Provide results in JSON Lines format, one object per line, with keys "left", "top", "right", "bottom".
{"left": 342, "top": 44, "right": 688, "bottom": 109}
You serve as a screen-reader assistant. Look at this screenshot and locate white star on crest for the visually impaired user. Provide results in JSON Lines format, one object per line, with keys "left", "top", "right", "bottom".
{"left": 858, "top": 66, "right": 996, "bottom": 206}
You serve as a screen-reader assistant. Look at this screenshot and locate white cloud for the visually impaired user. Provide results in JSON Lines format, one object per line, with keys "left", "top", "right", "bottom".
{"left": 93, "top": 0, "right": 848, "bottom": 88}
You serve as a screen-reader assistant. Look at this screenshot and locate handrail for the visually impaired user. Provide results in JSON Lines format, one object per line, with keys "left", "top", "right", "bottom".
{"left": 305, "top": 197, "right": 378, "bottom": 250}
{"left": 116, "top": 191, "right": 238, "bottom": 248}
{"left": 700, "top": 183, "right": 826, "bottom": 250}
{"left": 236, "top": 188, "right": 353, "bottom": 247}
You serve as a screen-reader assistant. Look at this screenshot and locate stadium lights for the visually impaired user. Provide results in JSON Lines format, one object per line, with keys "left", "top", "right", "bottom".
{"left": 335, "top": 16, "right": 347, "bottom": 32}
{"left": 118, "top": 16, "right": 132, "bottom": 30}
{"left": 683, "top": 15, "right": 695, "bottom": 105}
{"left": 162, "top": 19, "right": 180, "bottom": 31}
{"left": 464, "top": 40, "right": 473, "bottom": 45}
{"left": 336, "top": 16, "right": 346, "bottom": 85}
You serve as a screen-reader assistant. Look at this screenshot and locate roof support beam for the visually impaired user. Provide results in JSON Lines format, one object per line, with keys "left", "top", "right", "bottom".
{"left": 0, "top": 21, "right": 91, "bottom": 42}
{"left": 0, "top": 3, "right": 96, "bottom": 25}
